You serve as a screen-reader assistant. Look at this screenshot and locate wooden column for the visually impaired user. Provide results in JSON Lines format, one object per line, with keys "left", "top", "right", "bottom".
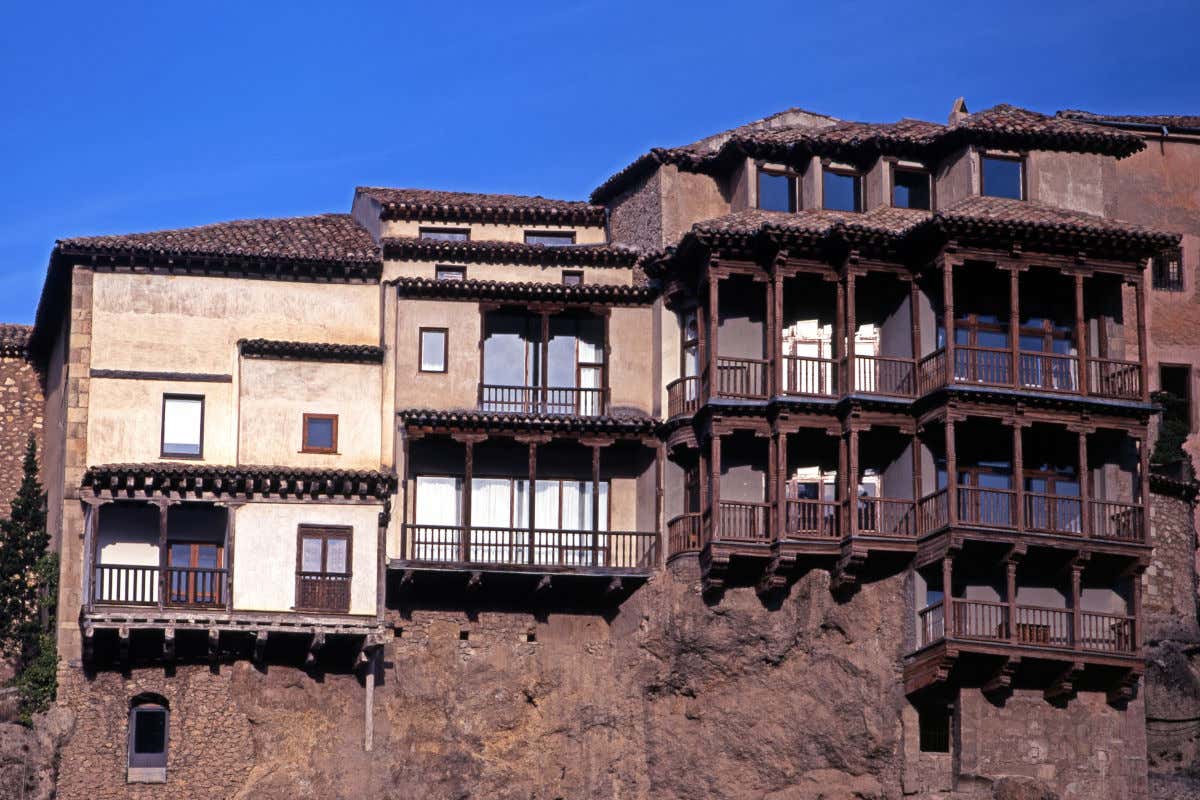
{"left": 1134, "top": 278, "right": 1150, "bottom": 401}
{"left": 710, "top": 434, "right": 722, "bottom": 541}
{"left": 835, "top": 279, "right": 846, "bottom": 393}
{"left": 157, "top": 500, "right": 169, "bottom": 611}
{"left": 847, "top": 427, "right": 860, "bottom": 538}
{"left": 708, "top": 276, "right": 720, "bottom": 399}
{"left": 911, "top": 432, "right": 922, "bottom": 506}
{"left": 1070, "top": 562, "right": 1083, "bottom": 649}
{"left": 81, "top": 499, "right": 109, "bottom": 614}
{"left": 1075, "top": 274, "right": 1088, "bottom": 395}
{"left": 773, "top": 272, "right": 785, "bottom": 397}
{"left": 364, "top": 645, "right": 378, "bottom": 751}
{"left": 462, "top": 439, "right": 475, "bottom": 563}
{"left": 838, "top": 433, "right": 848, "bottom": 529}
{"left": 1132, "top": 566, "right": 1144, "bottom": 649}
{"left": 766, "top": 276, "right": 776, "bottom": 399}
{"left": 540, "top": 312, "right": 551, "bottom": 413}
{"left": 1008, "top": 267, "right": 1020, "bottom": 388}
{"left": 591, "top": 444, "right": 602, "bottom": 567}
{"left": 942, "top": 258, "right": 956, "bottom": 384}
{"left": 945, "top": 418, "right": 958, "bottom": 526}
{"left": 221, "top": 501, "right": 242, "bottom": 612}
{"left": 527, "top": 441, "right": 538, "bottom": 565}
{"left": 1006, "top": 558, "right": 1018, "bottom": 643}
{"left": 1077, "top": 431, "right": 1091, "bottom": 538}
{"left": 909, "top": 277, "right": 922, "bottom": 374}
{"left": 1012, "top": 422, "right": 1024, "bottom": 533}
{"left": 1139, "top": 432, "right": 1152, "bottom": 515}
{"left": 766, "top": 433, "right": 777, "bottom": 542}
{"left": 845, "top": 272, "right": 858, "bottom": 393}
{"left": 776, "top": 431, "right": 788, "bottom": 539}
{"left": 942, "top": 555, "right": 955, "bottom": 637}
{"left": 400, "top": 433, "right": 411, "bottom": 559}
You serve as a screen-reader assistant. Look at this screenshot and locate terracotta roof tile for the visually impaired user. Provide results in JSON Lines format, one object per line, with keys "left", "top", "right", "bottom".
{"left": 237, "top": 339, "right": 384, "bottom": 364}
{"left": 58, "top": 214, "right": 379, "bottom": 265}
{"left": 935, "top": 196, "right": 1178, "bottom": 250}
{"left": 381, "top": 237, "right": 637, "bottom": 267}
{"left": 1058, "top": 110, "right": 1200, "bottom": 130}
{"left": 948, "top": 104, "right": 1143, "bottom": 158}
{"left": 358, "top": 187, "right": 606, "bottom": 226}
{"left": 393, "top": 277, "right": 655, "bottom": 305}
{"left": 398, "top": 408, "right": 658, "bottom": 437}
{"left": 82, "top": 463, "right": 396, "bottom": 500}
{"left": 692, "top": 206, "right": 931, "bottom": 241}
{"left": 0, "top": 323, "right": 32, "bottom": 357}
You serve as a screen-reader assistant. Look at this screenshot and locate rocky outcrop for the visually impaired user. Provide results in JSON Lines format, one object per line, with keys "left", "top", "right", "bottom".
{"left": 0, "top": 707, "right": 74, "bottom": 800}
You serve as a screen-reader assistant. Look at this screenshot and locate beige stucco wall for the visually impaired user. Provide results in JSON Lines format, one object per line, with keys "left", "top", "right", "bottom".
{"left": 239, "top": 358, "right": 383, "bottom": 468}
{"left": 609, "top": 305, "right": 654, "bottom": 415}
{"left": 1027, "top": 150, "right": 1110, "bottom": 215}
{"left": 384, "top": 259, "right": 634, "bottom": 286}
{"left": 934, "top": 146, "right": 977, "bottom": 210}
{"left": 382, "top": 220, "right": 606, "bottom": 244}
{"left": 90, "top": 273, "right": 380, "bottom": 375}
{"left": 233, "top": 502, "right": 379, "bottom": 617}
{"left": 394, "top": 298, "right": 481, "bottom": 410}
{"left": 87, "top": 377, "right": 237, "bottom": 465}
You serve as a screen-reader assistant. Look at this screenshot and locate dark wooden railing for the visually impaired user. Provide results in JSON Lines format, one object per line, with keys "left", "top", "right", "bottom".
{"left": 666, "top": 376, "right": 701, "bottom": 417}
{"left": 166, "top": 566, "right": 227, "bottom": 607}
{"left": 1089, "top": 358, "right": 1142, "bottom": 400}
{"left": 782, "top": 355, "right": 838, "bottom": 397}
{"left": 715, "top": 357, "right": 769, "bottom": 399}
{"left": 1024, "top": 493, "right": 1083, "bottom": 535}
{"left": 917, "top": 489, "right": 949, "bottom": 533}
{"left": 957, "top": 486, "right": 1016, "bottom": 528}
{"left": 856, "top": 497, "right": 916, "bottom": 537}
{"left": 296, "top": 572, "right": 351, "bottom": 613}
{"left": 1091, "top": 500, "right": 1144, "bottom": 542}
{"left": 93, "top": 564, "right": 161, "bottom": 606}
{"left": 1017, "top": 351, "right": 1079, "bottom": 393}
{"left": 954, "top": 345, "right": 1014, "bottom": 386}
{"left": 668, "top": 513, "right": 703, "bottom": 556}
{"left": 478, "top": 384, "right": 608, "bottom": 416}
{"left": 714, "top": 500, "right": 771, "bottom": 542}
{"left": 918, "top": 600, "right": 1137, "bottom": 656}
{"left": 853, "top": 355, "right": 916, "bottom": 397}
{"left": 784, "top": 499, "right": 840, "bottom": 539}
{"left": 401, "top": 524, "right": 658, "bottom": 570}
{"left": 917, "top": 350, "right": 948, "bottom": 396}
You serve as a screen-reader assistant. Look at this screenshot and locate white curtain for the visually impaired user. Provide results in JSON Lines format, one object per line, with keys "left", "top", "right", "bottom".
{"left": 414, "top": 476, "right": 460, "bottom": 560}
{"left": 471, "top": 478, "right": 515, "bottom": 562}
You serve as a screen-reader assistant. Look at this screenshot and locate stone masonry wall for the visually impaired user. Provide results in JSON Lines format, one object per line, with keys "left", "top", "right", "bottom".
{"left": 48, "top": 557, "right": 1159, "bottom": 800}
{"left": 0, "top": 324, "right": 43, "bottom": 518}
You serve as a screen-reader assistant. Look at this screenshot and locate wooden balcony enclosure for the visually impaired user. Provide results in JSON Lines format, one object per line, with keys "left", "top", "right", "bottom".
{"left": 478, "top": 384, "right": 608, "bottom": 416}
{"left": 917, "top": 598, "right": 1136, "bottom": 655}
{"left": 398, "top": 524, "right": 658, "bottom": 575}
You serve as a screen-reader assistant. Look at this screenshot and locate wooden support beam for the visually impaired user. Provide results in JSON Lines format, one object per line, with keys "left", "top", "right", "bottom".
{"left": 306, "top": 632, "right": 326, "bottom": 667}
{"left": 467, "top": 571, "right": 483, "bottom": 591}
{"left": 605, "top": 577, "right": 623, "bottom": 597}
{"left": 364, "top": 646, "right": 378, "bottom": 752}
{"left": 163, "top": 627, "right": 176, "bottom": 663}
{"left": 535, "top": 574, "right": 552, "bottom": 593}
{"left": 82, "top": 625, "right": 95, "bottom": 664}
{"left": 1045, "top": 662, "right": 1084, "bottom": 704}
{"left": 254, "top": 630, "right": 268, "bottom": 665}
{"left": 982, "top": 657, "right": 1020, "bottom": 699}
{"left": 208, "top": 628, "right": 220, "bottom": 664}
{"left": 1106, "top": 668, "right": 1141, "bottom": 707}
{"left": 118, "top": 626, "right": 130, "bottom": 664}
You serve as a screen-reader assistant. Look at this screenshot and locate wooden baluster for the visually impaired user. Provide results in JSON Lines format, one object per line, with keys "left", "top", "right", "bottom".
{"left": 943, "top": 556, "right": 954, "bottom": 638}
{"left": 1071, "top": 562, "right": 1083, "bottom": 650}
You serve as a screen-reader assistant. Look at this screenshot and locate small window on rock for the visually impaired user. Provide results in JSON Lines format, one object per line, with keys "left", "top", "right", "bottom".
{"left": 918, "top": 705, "right": 951, "bottom": 753}
{"left": 128, "top": 696, "right": 169, "bottom": 783}
{"left": 302, "top": 414, "right": 338, "bottom": 453}
{"left": 1152, "top": 247, "right": 1185, "bottom": 292}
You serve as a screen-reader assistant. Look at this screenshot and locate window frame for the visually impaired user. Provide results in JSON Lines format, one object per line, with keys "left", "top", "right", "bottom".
{"left": 756, "top": 166, "right": 799, "bottom": 213}
{"left": 418, "top": 327, "right": 449, "bottom": 373}
{"left": 418, "top": 227, "right": 471, "bottom": 241}
{"left": 980, "top": 153, "right": 1027, "bottom": 200}
{"left": 524, "top": 230, "right": 577, "bottom": 246}
{"left": 160, "top": 394, "right": 205, "bottom": 460}
{"left": 1152, "top": 247, "right": 1185, "bottom": 292}
{"left": 127, "top": 696, "right": 169, "bottom": 781}
{"left": 890, "top": 163, "right": 933, "bottom": 210}
{"left": 435, "top": 265, "right": 467, "bottom": 281}
{"left": 301, "top": 413, "right": 339, "bottom": 454}
{"left": 414, "top": 472, "right": 612, "bottom": 530}
{"left": 561, "top": 270, "right": 584, "bottom": 286}
{"left": 295, "top": 525, "right": 353, "bottom": 613}
{"left": 821, "top": 165, "right": 863, "bottom": 212}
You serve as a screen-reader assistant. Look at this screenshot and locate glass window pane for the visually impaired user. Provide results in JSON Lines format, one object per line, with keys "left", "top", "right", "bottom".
{"left": 823, "top": 171, "right": 861, "bottom": 212}
{"left": 526, "top": 233, "right": 575, "bottom": 246}
{"left": 483, "top": 314, "right": 528, "bottom": 385}
{"left": 548, "top": 317, "right": 578, "bottom": 388}
{"left": 420, "top": 330, "right": 446, "bottom": 372}
{"left": 305, "top": 417, "right": 335, "bottom": 449}
{"left": 982, "top": 157, "right": 1023, "bottom": 200}
{"left": 420, "top": 229, "right": 468, "bottom": 241}
{"left": 758, "top": 171, "right": 796, "bottom": 212}
{"left": 436, "top": 266, "right": 465, "bottom": 281}
{"left": 133, "top": 709, "right": 167, "bottom": 754}
{"left": 893, "top": 170, "right": 930, "bottom": 210}
{"left": 301, "top": 537, "right": 323, "bottom": 572}
{"left": 168, "top": 543, "right": 191, "bottom": 567}
{"left": 195, "top": 545, "right": 219, "bottom": 569}
{"left": 162, "top": 397, "right": 202, "bottom": 456}
{"left": 326, "top": 539, "right": 348, "bottom": 574}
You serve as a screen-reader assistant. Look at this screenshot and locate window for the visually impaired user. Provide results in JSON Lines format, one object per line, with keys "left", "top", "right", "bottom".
{"left": 562, "top": 270, "right": 584, "bottom": 286}
{"left": 823, "top": 168, "right": 862, "bottom": 212}
{"left": 892, "top": 167, "right": 931, "bottom": 210}
{"left": 436, "top": 265, "right": 466, "bottom": 281}
{"left": 681, "top": 311, "right": 699, "bottom": 378}
{"left": 302, "top": 413, "right": 338, "bottom": 454}
{"left": 161, "top": 395, "right": 204, "bottom": 459}
{"left": 1156, "top": 364, "right": 1192, "bottom": 469}
{"left": 918, "top": 704, "right": 951, "bottom": 753}
{"left": 981, "top": 155, "right": 1024, "bottom": 200}
{"left": 419, "top": 227, "right": 470, "bottom": 241}
{"left": 128, "top": 695, "right": 169, "bottom": 783}
{"left": 757, "top": 168, "right": 797, "bottom": 212}
{"left": 480, "top": 312, "right": 605, "bottom": 415}
{"left": 296, "top": 526, "right": 351, "bottom": 612}
{"left": 525, "top": 231, "right": 576, "bottom": 246}
{"left": 419, "top": 328, "right": 448, "bottom": 373}
{"left": 1152, "top": 247, "right": 1185, "bottom": 291}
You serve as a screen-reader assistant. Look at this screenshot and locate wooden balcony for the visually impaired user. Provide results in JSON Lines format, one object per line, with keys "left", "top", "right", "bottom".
{"left": 852, "top": 355, "right": 916, "bottom": 398}
{"left": 93, "top": 564, "right": 229, "bottom": 610}
{"left": 477, "top": 384, "right": 608, "bottom": 416}
{"left": 667, "top": 512, "right": 703, "bottom": 557}
{"left": 916, "top": 347, "right": 1143, "bottom": 401}
{"left": 712, "top": 500, "right": 772, "bottom": 542}
{"left": 296, "top": 572, "right": 351, "bottom": 613}
{"left": 781, "top": 355, "right": 838, "bottom": 398}
{"left": 856, "top": 497, "right": 917, "bottom": 538}
{"left": 916, "top": 598, "right": 1137, "bottom": 655}
{"left": 713, "top": 357, "right": 770, "bottom": 400}
{"left": 666, "top": 376, "right": 701, "bottom": 418}
{"left": 784, "top": 499, "right": 840, "bottom": 539}
{"left": 397, "top": 524, "right": 658, "bottom": 575}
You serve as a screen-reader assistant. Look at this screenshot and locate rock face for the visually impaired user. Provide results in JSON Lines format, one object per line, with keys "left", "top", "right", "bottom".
{"left": 0, "top": 707, "right": 75, "bottom": 800}
{"left": 0, "top": 330, "right": 43, "bottom": 519}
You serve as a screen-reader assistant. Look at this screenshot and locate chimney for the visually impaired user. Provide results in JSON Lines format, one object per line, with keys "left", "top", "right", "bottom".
{"left": 948, "top": 97, "right": 969, "bottom": 125}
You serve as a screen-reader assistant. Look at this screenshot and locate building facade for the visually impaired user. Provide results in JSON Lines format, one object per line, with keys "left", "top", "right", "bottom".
{"left": 16, "top": 101, "right": 1200, "bottom": 799}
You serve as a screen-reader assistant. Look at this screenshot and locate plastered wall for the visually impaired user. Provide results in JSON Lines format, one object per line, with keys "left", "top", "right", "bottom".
{"left": 385, "top": 258, "right": 634, "bottom": 286}
{"left": 382, "top": 219, "right": 607, "bottom": 244}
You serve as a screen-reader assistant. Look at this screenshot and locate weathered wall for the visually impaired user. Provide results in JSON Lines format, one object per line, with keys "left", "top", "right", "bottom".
{"left": 0, "top": 325, "right": 43, "bottom": 517}
{"left": 381, "top": 219, "right": 607, "bottom": 244}
{"left": 384, "top": 259, "right": 635, "bottom": 285}
{"left": 607, "top": 169, "right": 665, "bottom": 252}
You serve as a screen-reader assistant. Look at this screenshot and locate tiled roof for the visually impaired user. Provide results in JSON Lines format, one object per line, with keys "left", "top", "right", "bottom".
{"left": 1058, "top": 110, "right": 1200, "bottom": 131}
{"left": 393, "top": 277, "right": 655, "bottom": 305}
{"left": 592, "top": 104, "right": 1145, "bottom": 203}
{"left": 237, "top": 339, "right": 384, "bottom": 364}
{"left": 693, "top": 207, "right": 931, "bottom": 241}
{"left": 58, "top": 214, "right": 380, "bottom": 267}
{"left": 381, "top": 237, "right": 638, "bottom": 267}
{"left": 0, "top": 324, "right": 32, "bottom": 357}
{"left": 358, "top": 187, "right": 606, "bottom": 226}
{"left": 398, "top": 409, "right": 659, "bottom": 438}
{"left": 82, "top": 463, "right": 396, "bottom": 500}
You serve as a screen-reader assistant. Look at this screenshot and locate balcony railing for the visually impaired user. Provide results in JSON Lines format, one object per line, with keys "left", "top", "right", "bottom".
{"left": 917, "top": 346, "right": 1143, "bottom": 401}
{"left": 296, "top": 572, "right": 351, "bottom": 613}
{"left": 782, "top": 355, "right": 838, "bottom": 398}
{"left": 478, "top": 385, "right": 608, "bottom": 416}
{"left": 93, "top": 564, "right": 229, "bottom": 609}
{"left": 957, "top": 486, "right": 1017, "bottom": 528}
{"left": 1024, "top": 493, "right": 1083, "bottom": 535}
{"left": 400, "top": 524, "right": 658, "bottom": 571}
{"left": 713, "top": 500, "right": 771, "bottom": 542}
{"left": 853, "top": 355, "right": 916, "bottom": 398}
{"left": 917, "top": 489, "right": 949, "bottom": 533}
{"left": 667, "top": 513, "right": 703, "bottom": 556}
{"left": 855, "top": 497, "right": 916, "bottom": 537}
{"left": 1089, "top": 358, "right": 1143, "bottom": 400}
{"left": 666, "top": 376, "right": 701, "bottom": 418}
{"left": 1091, "top": 500, "right": 1144, "bottom": 542}
{"left": 1017, "top": 352, "right": 1079, "bottom": 393}
{"left": 784, "top": 499, "right": 840, "bottom": 539}
{"left": 918, "top": 599, "right": 1136, "bottom": 654}
{"left": 714, "top": 357, "right": 769, "bottom": 399}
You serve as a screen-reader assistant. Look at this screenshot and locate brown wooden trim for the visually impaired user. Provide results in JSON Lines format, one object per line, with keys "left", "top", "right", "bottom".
{"left": 91, "top": 369, "right": 232, "bottom": 383}
{"left": 160, "top": 393, "right": 205, "bottom": 460}
{"left": 418, "top": 327, "right": 449, "bottom": 373}
{"left": 301, "top": 413, "right": 339, "bottom": 454}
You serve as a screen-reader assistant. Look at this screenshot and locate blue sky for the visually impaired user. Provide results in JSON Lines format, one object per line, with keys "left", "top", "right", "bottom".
{"left": 2, "top": 0, "right": 1197, "bottom": 323}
